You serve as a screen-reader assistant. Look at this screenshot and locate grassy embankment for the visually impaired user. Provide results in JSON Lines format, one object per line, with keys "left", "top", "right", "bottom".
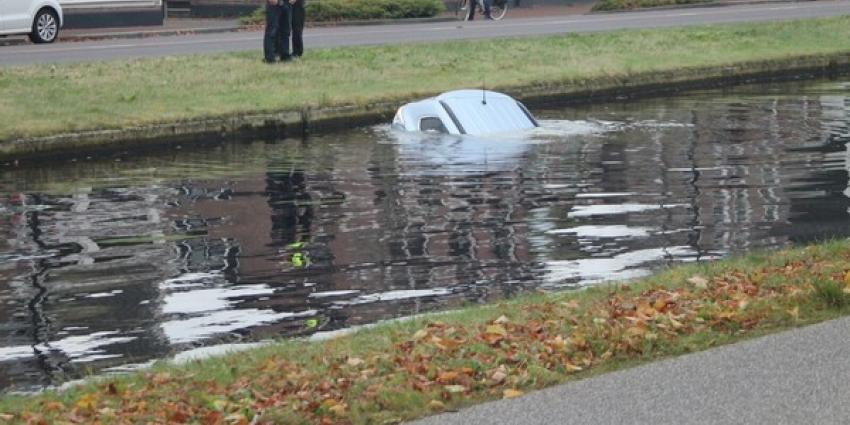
{"left": 2, "top": 16, "right": 850, "bottom": 145}
{"left": 3, "top": 240, "right": 850, "bottom": 423}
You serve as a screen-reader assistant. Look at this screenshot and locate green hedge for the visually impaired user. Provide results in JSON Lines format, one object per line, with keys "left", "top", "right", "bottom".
{"left": 241, "top": 0, "right": 445, "bottom": 25}
{"left": 592, "top": 0, "right": 710, "bottom": 11}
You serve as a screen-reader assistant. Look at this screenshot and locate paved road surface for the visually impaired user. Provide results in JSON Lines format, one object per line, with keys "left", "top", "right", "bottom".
{"left": 1, "top": 0, "right": 848, "bottom": 65}
{"left": 413, "top": 316, "right": 850, "bottom": 425}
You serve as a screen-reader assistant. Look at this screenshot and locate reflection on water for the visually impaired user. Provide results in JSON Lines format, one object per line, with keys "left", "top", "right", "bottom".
{"left": 0, "top": 79, "right": 849, "bottom": 391}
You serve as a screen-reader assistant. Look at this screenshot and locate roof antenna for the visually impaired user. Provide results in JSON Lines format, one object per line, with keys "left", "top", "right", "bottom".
{"left": 482, "top": 78, "right": 487, "bottom": 105}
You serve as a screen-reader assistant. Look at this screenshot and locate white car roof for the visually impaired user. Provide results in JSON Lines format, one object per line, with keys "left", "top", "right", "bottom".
{"left": 393, "top": 90, "right": 537, "bottom": 135}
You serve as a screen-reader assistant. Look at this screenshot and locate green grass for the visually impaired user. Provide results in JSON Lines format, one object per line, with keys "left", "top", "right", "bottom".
{"left": 3, "top": 240, "right": 850, "bottom": 424}
{"left": 1, "top": 16, "right": 850, "bottom": 143}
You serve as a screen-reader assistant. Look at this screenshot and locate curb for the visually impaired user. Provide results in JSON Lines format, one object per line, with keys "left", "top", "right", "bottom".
{"left": 0, "top": 15, "right": 458, "bottom": 47}
{"left": 589, "top": 0, "right": 809, "bottom": 14}
{"left": 2, "top": 53, "right": 849, "bottom": 161}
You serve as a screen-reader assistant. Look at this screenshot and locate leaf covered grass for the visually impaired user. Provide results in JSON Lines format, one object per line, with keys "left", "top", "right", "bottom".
{"left": 4, "top": 240, "right": 850, "bottom": 424}
{"left": 2, "top": 16, "right": 850, "bottom": 142}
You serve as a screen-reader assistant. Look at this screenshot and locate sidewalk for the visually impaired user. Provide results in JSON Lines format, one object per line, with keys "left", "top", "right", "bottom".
{"left": 413, "top": 316, "right": 850, "bottom": 425}
{"left": 0, "top": 18, "right": 242, "bottom": 46}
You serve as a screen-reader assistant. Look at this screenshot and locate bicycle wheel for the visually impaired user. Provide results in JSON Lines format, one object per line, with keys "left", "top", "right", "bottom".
{"left": 457, "top": 0, "right": 470, "bottom": 19}
{"left": 490, "top": 0, "right": 507, "bottom": 20}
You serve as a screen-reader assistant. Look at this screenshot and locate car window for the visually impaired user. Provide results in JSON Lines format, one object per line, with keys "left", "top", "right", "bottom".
{"left": 419, "top": 117, "right": 448, "bottom": 134}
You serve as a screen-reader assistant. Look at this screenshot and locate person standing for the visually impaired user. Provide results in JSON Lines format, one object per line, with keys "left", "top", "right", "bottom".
{"left": 289, "top": 0, "right": 305, "bottom": 57}
{"left": 263, "top": 0, "right": 293, "bottom": 63}
{"left": 467, "top": 0, "right": 492, "bottom": 20}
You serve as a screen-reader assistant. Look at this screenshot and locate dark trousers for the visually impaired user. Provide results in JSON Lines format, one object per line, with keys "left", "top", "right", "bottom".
{"left": 467, "top": 0, "right": 491, "bottom": 19}
{"left": 291, "top": 3, "right": 305, "bottom": 57}
{"left": 263, "top": 3, "right": 292, "bottom": 62}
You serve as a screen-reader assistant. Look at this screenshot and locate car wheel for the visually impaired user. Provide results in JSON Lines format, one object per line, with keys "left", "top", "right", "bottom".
{"left": 28, "top": 9, "right": 59, "bottom": 44}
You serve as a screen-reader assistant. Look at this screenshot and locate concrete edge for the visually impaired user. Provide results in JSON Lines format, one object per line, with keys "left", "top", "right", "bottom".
{"left": 2, "top": 52, "right": 849, "bottom": 161}
{"left": 588, "top": 0, "right": 807, "bottom": 14}
{"left": 0, "top": 15, "right": 458, "bottom": 47}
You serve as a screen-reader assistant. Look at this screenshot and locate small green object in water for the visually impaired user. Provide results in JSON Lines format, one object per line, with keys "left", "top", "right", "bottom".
{"left": 287, "top": 241, "right": 304, "bottom": 249}
{"left": 305, "top": 318, "right": 319, "bottom": 328}
{"left": 291, "top": 252, "right": 305, "bottom": 267}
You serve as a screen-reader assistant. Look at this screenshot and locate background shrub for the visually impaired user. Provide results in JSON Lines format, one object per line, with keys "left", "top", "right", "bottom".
{"left": 242, "top": 0, "right": 445, "bottom": 25}
{"left": 592, "top": 0, "right": 711, "bottom": 11}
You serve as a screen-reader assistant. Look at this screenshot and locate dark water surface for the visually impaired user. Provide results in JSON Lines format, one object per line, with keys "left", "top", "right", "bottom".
{"left": 1, "top": 79, "right": 848, "bottom": 391}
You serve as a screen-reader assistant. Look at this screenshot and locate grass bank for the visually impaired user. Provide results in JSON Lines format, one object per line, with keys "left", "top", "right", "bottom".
{"left": 2, "top": 16, "right": 850, "bottom": 156}
{"left": 3, "top": 240, "right": 850, "bottom": 423}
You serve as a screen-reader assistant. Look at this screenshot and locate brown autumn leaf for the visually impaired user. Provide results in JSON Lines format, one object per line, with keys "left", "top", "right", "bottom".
{"left": 490, "top": 369, "right": 507, "bottom": 385}
{"left": 437, "top": 371, "right": 460, "bottom": 384}
{"left": 346, "top": 357, "right": 364, "bottom": 367}
{"left": 413, "top": 329, "right": 429, "bottom": 340}
{"left": 74, "top": 393, "right": 97, "bottom": 414}
{"left": 0, "top": 413, "right": 14, "bottom": 421}
{"left": 564, "top": 363, "right": 583, "bottom": 372}
{"left": 502, "top": 389, "right": 523, "bottom": 399}
{"left": 482, "top": 333, "right": 505, "bottom": 346}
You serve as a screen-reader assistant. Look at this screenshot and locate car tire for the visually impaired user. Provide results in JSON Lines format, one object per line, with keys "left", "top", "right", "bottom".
{"left": 28, "top": 9, "right": 60, "bottom": 44}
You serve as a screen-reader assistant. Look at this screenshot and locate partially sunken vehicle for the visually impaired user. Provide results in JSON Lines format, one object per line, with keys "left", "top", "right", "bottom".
{"left": 392, "top": 90, "right": 539, "bottom": 136}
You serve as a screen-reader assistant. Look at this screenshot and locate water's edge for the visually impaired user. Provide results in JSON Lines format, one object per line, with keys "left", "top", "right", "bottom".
{"left": 3, "top": 52, "right": 849, "bottom": 161}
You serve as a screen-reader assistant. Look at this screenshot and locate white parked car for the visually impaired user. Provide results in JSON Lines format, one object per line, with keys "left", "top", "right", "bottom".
{"left": 392, "top": 90, "right": 539, "bottom": 136}
{"left": 0, "top": 0, "right": 63, "bottom": 43}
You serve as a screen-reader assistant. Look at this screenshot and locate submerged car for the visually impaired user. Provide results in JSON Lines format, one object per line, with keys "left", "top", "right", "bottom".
{"left": 392, "top": 90, "right": 539, "bottom": 136}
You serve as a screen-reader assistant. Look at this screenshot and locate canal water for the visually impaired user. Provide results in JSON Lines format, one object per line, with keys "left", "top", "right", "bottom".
{"left": 0, "top": 79, "right": 848, "bottom": 392}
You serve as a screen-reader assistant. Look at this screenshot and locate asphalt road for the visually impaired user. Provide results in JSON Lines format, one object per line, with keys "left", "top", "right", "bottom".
{"left": 1, "top": 0, "right": 849, "bottom": 65}
{"left": 413, "top": 316, "right": 850, "bottom": 425}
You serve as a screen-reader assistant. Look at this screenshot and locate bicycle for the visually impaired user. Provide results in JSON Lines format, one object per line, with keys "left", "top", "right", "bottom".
{"left": 455, "top": 0, "right": 507, "bottom": 21}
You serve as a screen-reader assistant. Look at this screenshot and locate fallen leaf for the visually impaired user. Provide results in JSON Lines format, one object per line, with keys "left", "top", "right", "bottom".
{"left": 688, "top": 275, "right": 709, "bottom": 289}
{"left": 493, "top": 315, "right": 510, "bottom": 324}
{"left": 562, "top": 300, "right": 580, "bottom": 309}
{"left": 485, "top": 324, "right": 508, "bottom": 337}
{"left": 329, "top": 403, "right": 347, "bottom": 417}
{"left": 502, "top": 389, "right": 523, "bottom": 399}
{"left": 413, "top": 329, "right": 428, "bottom": 340}
{"left": 564, "top": 363, "right": 583, "bottom": 372}
{"left": 428, "top": 400, "right": 446, "bottom": 410}
{"left": 437, "top": 371, "right": 459, "bottom": 384}
{"left": 75, "top": 393, "right": 97, "bottom": 413}
{"left": 0, "top": 413, "right": 14, "bottom": 421}
{"left": 444, "top": 385, "right": 466, "bottom": 393}
{"left": 490, "top": 370, "right": 507, "bottom": 385}
{"left": 787, "top": 306, "right": 799, "bottom": 321}
{"left": 346, "top": 357, "right": 364, "bottom": 367}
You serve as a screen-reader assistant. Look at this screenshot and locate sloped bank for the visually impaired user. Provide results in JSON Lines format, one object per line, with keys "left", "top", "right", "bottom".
{"left": 2, "top": 16, "right": 850, "bottom": 160}
{"left": 5, "top": 52, "right": 849, "bottom": 161}
{"left": 4, "top": 240, "right": 850, "bottom": 423}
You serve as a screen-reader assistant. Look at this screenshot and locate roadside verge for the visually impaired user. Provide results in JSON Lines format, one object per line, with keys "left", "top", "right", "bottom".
{"left": 3, "top": 238, "right": 850, "bottom": 423}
